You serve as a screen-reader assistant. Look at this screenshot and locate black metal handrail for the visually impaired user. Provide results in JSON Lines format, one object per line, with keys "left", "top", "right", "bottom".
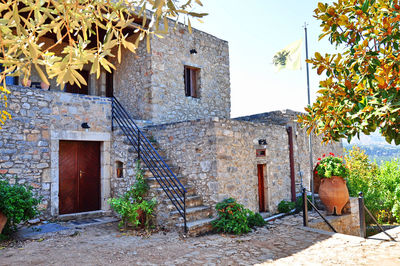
{"left": 111, "top": 97, "right": 187, "bottom": 232}
{"left": 302, "top": 188, "right": 337, "bottom": 233}
{"left": 358, "top": 192, "right": 396, "bottom": 241}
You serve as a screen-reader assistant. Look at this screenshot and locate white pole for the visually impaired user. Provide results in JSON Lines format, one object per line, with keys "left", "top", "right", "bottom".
{"left": 304, "top": 23, "right": 315, "bottom": 204}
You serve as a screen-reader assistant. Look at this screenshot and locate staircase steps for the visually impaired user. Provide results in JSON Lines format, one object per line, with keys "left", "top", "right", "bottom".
{"left": 176, "top": 218, "right": 215, "bottom": 237}
{"left": 164, "top": 195, "right": 203, "bottom": 209}
{"left": 171, "top": 205, "right": 212, "bottom": 222}
{"left": 146, "top": 176, "right": 187, "bottom": 188}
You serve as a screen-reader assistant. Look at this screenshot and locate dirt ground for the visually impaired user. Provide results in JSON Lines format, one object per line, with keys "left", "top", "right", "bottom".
{"left": 0, "top": 215, "right": 399, "bottom": 266}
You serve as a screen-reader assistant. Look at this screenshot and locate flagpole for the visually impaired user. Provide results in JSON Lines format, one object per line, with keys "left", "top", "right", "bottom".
{"left": 304, "top": 22, "right": 315, "bottom": 205}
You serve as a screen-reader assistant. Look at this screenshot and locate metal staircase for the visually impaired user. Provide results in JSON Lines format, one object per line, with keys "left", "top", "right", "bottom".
{"left": 111, "top": 97, "right": 187, "bottom": 232}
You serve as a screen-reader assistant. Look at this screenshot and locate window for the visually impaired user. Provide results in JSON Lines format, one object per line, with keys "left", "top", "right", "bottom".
{"left": 184, "top": 66, "right": 200, "bottom": 98}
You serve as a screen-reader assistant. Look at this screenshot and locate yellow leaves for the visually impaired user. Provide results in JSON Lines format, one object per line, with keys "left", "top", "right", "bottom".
{"left": 315, "top": 52, "right": 323, "bottom": 61}
{"left": 318, "top": 2, "right": 327, "bottom": 12}
{"left": 375, "top": 75, "right": 385, "bottom": 86}
{"left": 338, "top": 15, "right": 348, "bottom": 26}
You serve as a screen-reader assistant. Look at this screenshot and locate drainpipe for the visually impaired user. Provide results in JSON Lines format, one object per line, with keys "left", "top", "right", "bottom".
{"left": 287, "top": 126, "right": 296, "bottom": 202}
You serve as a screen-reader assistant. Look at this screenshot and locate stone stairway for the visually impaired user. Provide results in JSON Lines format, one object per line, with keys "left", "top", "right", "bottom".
{"left": 118, "top": 124, "right": 214, "bottom": 236}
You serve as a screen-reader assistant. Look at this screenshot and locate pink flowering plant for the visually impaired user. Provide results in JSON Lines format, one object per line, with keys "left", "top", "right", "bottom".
{"left": 315, "top": 153, "right": 348, "bottom": 179}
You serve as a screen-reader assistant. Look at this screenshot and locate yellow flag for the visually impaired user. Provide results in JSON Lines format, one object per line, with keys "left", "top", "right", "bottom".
{"left": 273, "top": 39, "right": 303, "bottom": 71}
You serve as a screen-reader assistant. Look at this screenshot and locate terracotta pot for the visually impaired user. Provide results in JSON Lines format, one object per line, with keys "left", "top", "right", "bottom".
{"left": 313, "top": 165, "right": 321, "bottom": 194}
{"left": 318, "top": 176, "right": 349, "bottom": 215}
{"left": 22, "top": 79, "right": 31, "bottom": 87}
{"left": 0, "top": 211, "right": 7, "bottom": 234}
{"left": 40, "top": 82, "right": 50, "bottom": 90}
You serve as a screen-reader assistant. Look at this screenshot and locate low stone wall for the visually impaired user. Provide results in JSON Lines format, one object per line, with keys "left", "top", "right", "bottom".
{"left": 309, "top": 197, "right": 360, "bottom": 236}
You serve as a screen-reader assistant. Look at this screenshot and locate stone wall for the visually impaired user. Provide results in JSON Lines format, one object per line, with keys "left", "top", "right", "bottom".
{"left": 112, "top": 39, "right": 153, "bottom": 120}
{"left": 0, "top": 86, "right": 113, "bottom": 217}
{"left": 148, "top": 118, "right": 293, "bottom": 214}
{"left": 236, "top": 110, "right": 343, "bottom": 195}
{"left": 148, "top": 22, "right": 231, "bottom": 123}
{"left": 309, "top": 197, "right": 360, "bottom": 236}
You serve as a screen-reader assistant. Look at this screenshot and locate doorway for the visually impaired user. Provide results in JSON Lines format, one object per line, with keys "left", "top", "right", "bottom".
{"left": 59, "top": 141, "right": 101, "bottom": 214}
{"left": 257, "top": 164, "right": 267, "bottom": 212}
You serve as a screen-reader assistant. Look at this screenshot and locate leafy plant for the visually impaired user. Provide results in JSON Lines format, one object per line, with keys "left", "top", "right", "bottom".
{"left": 212, "top": 198, "right": 266, "bottom": 235}
{"left": 277, "top": 200, "right": 296, "bottom": 213}
{"left": 295, "top": 195, "right": 312, "bottom": 213}
{"left": 345, "top": 147, "right": 400, "bottom": 224}
{"left": 108, "top": 161, "right": 156, "bottom": 230}
{"left": 315, "top": 153, "right": 348, "bottom": 178}
{"left": 0, "top": 175, "right": 41, "bottom": 235}
{"left": 298, "top": 1, "right": 400, "bottom": 144}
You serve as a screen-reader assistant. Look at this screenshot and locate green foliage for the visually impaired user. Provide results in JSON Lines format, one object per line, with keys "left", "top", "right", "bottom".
{"left": 0, "top": 176, "right": 41, "bottom": 235}
{"left": 277, "top": 200, "right": 295, "bottom": 213}
{"left": 298, "top": 1, "right": 400, "bottom": 144}
{"left": 247, "top": 211, "right": 267, "bottom": 228}
{"left": 108, "top": 162, "right": 156, "bottom": 230}
{"left": 345, "top": 147, "right": 400, "bottom": 223}
{"left": 316, "top": 153, "right": 348, "bottom": 178}
{"left": 212, "top": 198, "right": 266, "bottom": 235}
{"left": 295, "top": 195, "right": 312, "bottom": 212}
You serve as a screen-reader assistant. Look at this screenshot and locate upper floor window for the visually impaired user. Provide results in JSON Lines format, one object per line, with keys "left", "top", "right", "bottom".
{"left": 184, "top": 66, "right": 200, "bottom": 98}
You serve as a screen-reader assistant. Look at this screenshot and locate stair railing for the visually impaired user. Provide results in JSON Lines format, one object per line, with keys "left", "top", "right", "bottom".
{"left": 358, "top": 192, "right": 396, "bottom": 241}
{"left": 302, "top": 188, "right": 337, "bottom": 233}
{"left": 111, "top": 97, "right": 187, "bottom": 232}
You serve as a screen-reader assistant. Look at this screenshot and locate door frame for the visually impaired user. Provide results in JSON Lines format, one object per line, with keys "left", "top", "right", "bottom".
{"left": 50, "top": 130, "right": 111, "bottom": 216}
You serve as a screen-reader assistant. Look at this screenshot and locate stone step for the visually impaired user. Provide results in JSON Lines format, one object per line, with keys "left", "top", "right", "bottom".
{"left": 142, "top": 166, "right": 180, "bottom": 178}
{"left": 170, "top": 205, "right": 212, "bottom": 222}
{"left": 148, "top": 185, "right": 196, "bottom": 198}
{"left": 146, "top": 175, "right": 187, "bottom": 188}
{"left": 176, "top": 217, "right": 215, "bottom": 237}
{"left": 164, "top": 195, "right": 203, "bottom": 209}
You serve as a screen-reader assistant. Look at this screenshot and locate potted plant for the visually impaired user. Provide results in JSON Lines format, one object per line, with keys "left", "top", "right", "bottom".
{"left": 108, "top": 162, "right": 156, "bottom": 230}
{"left": 0, "top": 176, "right": 41, "bottom": 235}
{"left": 315, "top": 153, "right": 349, "bottom": 215}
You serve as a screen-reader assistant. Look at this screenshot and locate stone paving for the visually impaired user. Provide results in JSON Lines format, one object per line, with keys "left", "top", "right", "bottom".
{"left": 0, "top": 214, "right": 399, "bottom": 265}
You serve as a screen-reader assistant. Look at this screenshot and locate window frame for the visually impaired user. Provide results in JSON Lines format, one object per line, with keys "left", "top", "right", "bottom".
{"left": 184, "top": 65, "right": 200, "bottom": 98}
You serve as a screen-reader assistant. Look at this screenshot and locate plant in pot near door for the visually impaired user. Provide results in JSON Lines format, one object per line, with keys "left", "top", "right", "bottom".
{"left": 0, "top": 176, "right": 41, "bottom": 237}
{"left": 315, "top": 153, "right": 349, "bottom": 215}
{"left": 108, "top": 162, "right": 157, "bottom": 230}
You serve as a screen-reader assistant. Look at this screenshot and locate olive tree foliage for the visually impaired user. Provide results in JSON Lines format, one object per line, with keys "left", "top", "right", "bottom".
{"left": 298, "top": 0, "right": 400, "bottom": 144}
{"left": 0, "top": 0, "right": 206, "bottom": 128}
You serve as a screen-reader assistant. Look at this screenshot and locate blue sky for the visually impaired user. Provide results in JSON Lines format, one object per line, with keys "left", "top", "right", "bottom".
{"left": 191, "top": 0, "right": 335, "bottom": 117}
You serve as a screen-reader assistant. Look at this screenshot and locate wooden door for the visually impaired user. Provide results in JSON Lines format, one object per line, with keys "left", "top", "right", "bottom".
{"left": 257, "top": 164, "right": 266, "bottom": 212}
{"left": 59, "top": 141, "right": 100, "bottom": 214}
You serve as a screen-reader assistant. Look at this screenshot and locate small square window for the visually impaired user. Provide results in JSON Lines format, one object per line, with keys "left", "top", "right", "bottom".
{"left": 184, "top": 66, "right": 200, "bottom": 98}
{"left": 256, "top": 149, "right": 266, "bottom": 157}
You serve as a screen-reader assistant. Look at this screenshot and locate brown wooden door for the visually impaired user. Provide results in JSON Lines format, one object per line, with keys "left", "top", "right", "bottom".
{"left": 59, "top": 141, "right": 100, "bottom": 214}
{"left": 257, "top": 164, "right": 266, "bottom": 212}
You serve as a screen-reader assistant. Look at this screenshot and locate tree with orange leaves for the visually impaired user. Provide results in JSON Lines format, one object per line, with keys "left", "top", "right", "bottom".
{"left": 298, "top": 0, "right": 400, "bottom": 144}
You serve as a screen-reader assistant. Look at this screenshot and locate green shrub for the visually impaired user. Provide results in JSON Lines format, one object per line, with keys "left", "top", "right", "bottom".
{"left": 211, "top": 198, "right": 266, "bottom": 235}
{"left": 0, "top": 176, "right": 41, "bottom": 235}
{"left": 108, "top": 162, "right": 156, "bottom": 230}
{"left": 295, "top": 195, "right": 312, "bottom": 212}
{"left": 277, "top": 200, "right": 295, "bottom": 213}
{"left": 345, "top": 146, "right": 400, "bottom": 224}
{"left": 247, "top": 211, "right": 266, "bottom": 227}
{"left": 316, "top": 153, "right": 348, "bottom": 178}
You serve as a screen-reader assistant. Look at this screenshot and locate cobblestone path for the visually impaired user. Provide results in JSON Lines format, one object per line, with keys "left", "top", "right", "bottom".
{"left": 1, "top": 214, "right": 399, "bottom": 265}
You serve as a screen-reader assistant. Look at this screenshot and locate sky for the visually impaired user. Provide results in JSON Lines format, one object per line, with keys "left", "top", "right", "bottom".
{"left": 190, "top": 0, "right": 336, "bottom": 118}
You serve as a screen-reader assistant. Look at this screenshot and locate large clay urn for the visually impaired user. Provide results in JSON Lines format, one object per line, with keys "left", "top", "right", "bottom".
{"left": 0, "top": 211, "right": 7, "bottom": 234}
{"left": 318, "top": 176, "right": 349, "bottom": 215}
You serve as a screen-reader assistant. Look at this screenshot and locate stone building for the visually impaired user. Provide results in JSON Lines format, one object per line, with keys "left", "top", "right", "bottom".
{"left": 0, "top": 20, "right": 341, "bottom": 234}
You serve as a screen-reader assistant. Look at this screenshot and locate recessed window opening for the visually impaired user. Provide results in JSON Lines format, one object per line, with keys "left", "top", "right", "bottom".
{"left": 184, "top": 66, "right": 200, "bottom": 98}
{"left": 116, "top": 161, "right": 124, "bottom": 178}
{"left": 256, "top": 149, "right": 266, "bottom": 157}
